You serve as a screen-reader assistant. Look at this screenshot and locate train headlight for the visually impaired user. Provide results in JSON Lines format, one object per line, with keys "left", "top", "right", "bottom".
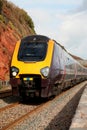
{"left": 40, "top": 66, "right": 49, "bottom": 78}
{"left": 10, "top": 66, "right": 19, "bottom": 77}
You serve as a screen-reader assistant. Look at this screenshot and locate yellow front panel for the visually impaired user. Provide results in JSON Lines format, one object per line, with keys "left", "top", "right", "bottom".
{"left": 11, "top": 40, "right": 54, "bottom": 78}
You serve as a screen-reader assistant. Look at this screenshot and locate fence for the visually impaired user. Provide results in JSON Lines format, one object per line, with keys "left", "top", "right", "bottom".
{"left": 0, "top": 80, "right": 10, "bottom": 87}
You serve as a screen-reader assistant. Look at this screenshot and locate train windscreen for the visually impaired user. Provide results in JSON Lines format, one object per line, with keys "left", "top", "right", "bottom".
{"left": 18, "top": 41, "right": 48, "bottom": 62}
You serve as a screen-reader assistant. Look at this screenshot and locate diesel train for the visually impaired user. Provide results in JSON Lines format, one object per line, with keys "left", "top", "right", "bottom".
{"left": 10, "top": 35, "right": 87, "bottom": 99}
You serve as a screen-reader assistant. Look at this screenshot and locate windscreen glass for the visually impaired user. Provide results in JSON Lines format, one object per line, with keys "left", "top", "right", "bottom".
{"left": 18, "top": 42, "right": 48, "bottom": 62}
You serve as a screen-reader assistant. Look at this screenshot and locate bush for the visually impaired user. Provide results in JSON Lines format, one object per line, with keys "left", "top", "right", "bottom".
{"left": 0, "top": 15, "right": 5, "bottom": 22}
{"left": 19, "top": 9, "right": 35, "bottom": 31}
{"left": 8, "top": 21, "right": 15, "bottom": 29}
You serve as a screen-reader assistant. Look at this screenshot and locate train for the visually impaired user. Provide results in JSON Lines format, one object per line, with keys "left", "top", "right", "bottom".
{"left": 10, "top": 35, "right": 87, "bottom": 99}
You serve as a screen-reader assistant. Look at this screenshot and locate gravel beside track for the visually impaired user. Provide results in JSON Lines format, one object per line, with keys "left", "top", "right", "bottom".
{"left": 6, "top": 81, "right": 87, "bottom": 130}
{"left": 0, "top": 102, "right": 39, "bottom": 130}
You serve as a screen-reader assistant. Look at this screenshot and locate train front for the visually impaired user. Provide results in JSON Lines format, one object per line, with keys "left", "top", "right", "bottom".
{"left": 10, "top": 35, "right": 54, "bottom": 98}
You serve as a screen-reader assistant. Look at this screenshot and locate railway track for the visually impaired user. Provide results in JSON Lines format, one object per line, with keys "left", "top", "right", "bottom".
{"left": 0, "top": 102, "right": 19, "bottom": 112}
{"left": 0, "top": 99, "right": 45, "bottom": 130}
{"left": 0, "top": 81, "right": 87, "bottom": 130}
{"left": 0, "top": 89, "right": 12, "bottom": 98}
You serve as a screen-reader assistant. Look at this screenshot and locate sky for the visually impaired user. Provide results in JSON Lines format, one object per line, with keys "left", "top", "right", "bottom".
{"left": 8, "top": 0, "right": 87, "bottom": 59}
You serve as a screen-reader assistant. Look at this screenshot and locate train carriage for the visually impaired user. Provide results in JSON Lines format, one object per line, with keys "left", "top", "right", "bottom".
{"left": 10, "top": 35, "right": 87, "bottom": 99}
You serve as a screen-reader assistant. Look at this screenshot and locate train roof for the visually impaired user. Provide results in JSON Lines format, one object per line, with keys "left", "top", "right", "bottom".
{"left": 21, "top": 35, "right": 50, "bottom": 43}
{"left": 21, "top": 35, "right": 67, "bottom": 51}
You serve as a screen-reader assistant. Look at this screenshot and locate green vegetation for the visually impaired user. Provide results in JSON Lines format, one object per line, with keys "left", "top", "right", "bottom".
{"left": 19, "top": 9, "right": 35, "bottom": 32}
{"left": 5, "top": 0, "right": 35, "bottom": 34}
{"left": 8, "top": 21, "right": 15, "bottom": 29}
{"left": 0, "top": 15, "right": 5, "bottom": 22}
{"left": 0, "top": 0, "right": 35, "bottom": 36}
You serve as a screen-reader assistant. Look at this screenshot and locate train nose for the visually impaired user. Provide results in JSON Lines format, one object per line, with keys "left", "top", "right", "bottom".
{"left": 18, "top": 75, "right": 41, "bottom": 98}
